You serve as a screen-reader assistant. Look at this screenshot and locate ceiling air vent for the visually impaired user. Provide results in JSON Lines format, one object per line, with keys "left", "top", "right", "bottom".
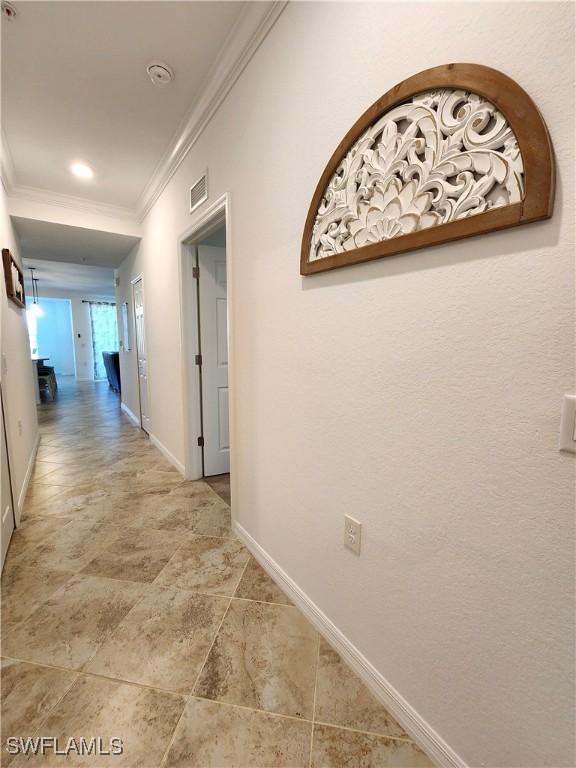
{"left": 190, "top": 172, "right": 208, "bottom": 214}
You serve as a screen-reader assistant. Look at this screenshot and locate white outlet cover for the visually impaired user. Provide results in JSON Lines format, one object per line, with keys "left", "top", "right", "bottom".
{"left": 344, "top": 514, "right": 362, "bottom": 555}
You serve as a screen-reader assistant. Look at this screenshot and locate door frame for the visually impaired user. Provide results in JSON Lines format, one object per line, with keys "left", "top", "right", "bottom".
{"left": 131, "top": 273, "right": 148, "bottom": 432}
{"left": 63, "top": 298, "right": 78, "bottom": 380}
{"left": 0, "top": 381, "right": 16, "bottom": 570}
{"left": 197, "top": 243, "right": 230, "bottom": 478}
{"left": 178, "top": 193, "right": 235, "bottom": 490}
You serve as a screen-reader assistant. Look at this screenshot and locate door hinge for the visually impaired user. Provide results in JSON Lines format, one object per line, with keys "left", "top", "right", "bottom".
{"left": 195, "top": 354, "right": 202, "bottom": 366}
{"left": 197, "top": 436, "right": 204, "bottom": 447}
{"left": 192, "top": 266, "right": 199, "bottom": 279}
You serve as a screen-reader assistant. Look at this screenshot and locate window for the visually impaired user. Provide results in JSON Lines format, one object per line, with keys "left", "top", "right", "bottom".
{"left": 88, "top": 302, "right": 119, "bottom": 380}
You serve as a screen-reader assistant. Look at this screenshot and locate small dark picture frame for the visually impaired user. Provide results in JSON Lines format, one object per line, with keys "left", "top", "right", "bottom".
{"left": 2, "top": 249, "right": 26, "bottom": 308}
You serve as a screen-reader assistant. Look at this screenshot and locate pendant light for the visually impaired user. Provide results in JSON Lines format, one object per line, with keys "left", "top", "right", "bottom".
{"left": 28, "top": 267, "right": 44, "bottom": 317}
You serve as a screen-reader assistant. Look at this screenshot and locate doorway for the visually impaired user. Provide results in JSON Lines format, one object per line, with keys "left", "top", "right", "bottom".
{"left": 87, "top": 301, "right": 119, "bottom": 380}
{"left": 197, "top": 229, "right": 229, "bottom": 477}
{"left": 132, "top": 276, "right": 150, "bottom": 433}
{"left": 179, "top": 194, "right": 233, "bottom": 492}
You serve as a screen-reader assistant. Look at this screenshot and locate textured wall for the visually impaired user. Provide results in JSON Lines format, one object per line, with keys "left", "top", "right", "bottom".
{"left": 35, "top": 298, "right": 75, "bottom": 375}
{"left": 116, "top": 3, "right": 575, "bottom": 765}
{"left": 0, "top": 180, "right": 38, "bottom": 516}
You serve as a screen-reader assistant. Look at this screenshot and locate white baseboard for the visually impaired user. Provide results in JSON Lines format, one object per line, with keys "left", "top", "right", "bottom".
{"left": 120, "top": 403, "right": 185, "bottom": 477}
{"left": 233, "top": 521, "right": 468, "bottom": 768}
{"left": 120, "top": 401, "right": 140, "bottom": 427}
{"left": 16, "top": 430, "right": 40, "bottom": 525}
{"left": 149, "top": 433, "right": 185, "bottom": 476}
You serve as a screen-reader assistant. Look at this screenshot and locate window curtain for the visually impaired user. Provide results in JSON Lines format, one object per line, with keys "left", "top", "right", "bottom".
{"left": 89, "top": 302, "right": 119, "bottom": 380}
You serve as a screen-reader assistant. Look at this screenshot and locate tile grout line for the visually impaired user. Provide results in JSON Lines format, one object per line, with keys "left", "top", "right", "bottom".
{"left": 144, "top": 528, "right": 227, "bottom": 590}
{"left": 158, "top": 595, "right": 234, "bottom": 768}
{"left": 232, "top": 555, "right": 252, "bottom": 597}
{"left": 308, "top": 633, "right": 321, "bottom": 768}
{"left": 1, "top": 575, "right": 76, "bottom": 641}
{"left": 4, "top": 576, "right": 294, "bottom": 645}
{"left": 310, "top": 719, "right": 419, "bottom": 744}
{"left": 0, "top": 655, "right": 188, "bottom": 698}
{"left": 154, "top": 558, "right": 253, "bottom": 766}
{"left": 18, "top": 517, "right": 238, "bottom": 541}
{"left": 186, "top": 693, "right": 315, "bottom": 725}
{"left": 1, "top": 663, "right": 81, "bottom": 756}
{"left": 7, "top": 387, "right": 429, "bottom": 763}
{"left": 5, "top": 554, "right": 422, "bottom": 739}
{"left": 6, "top": 651, "right": 418, "bottom": 742}
{"left": 227, "top": 552, "right": 253, "bottom": 599}
{"left": 76, "top": 582, "right": 163, "bottom": 674}
{"left": 226, "top": 594, "right": 293, "bottom": 608}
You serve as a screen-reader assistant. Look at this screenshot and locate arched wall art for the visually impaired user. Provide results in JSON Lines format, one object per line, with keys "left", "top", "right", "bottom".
{"left": 301, "top": 63, "right": 554, "bottom": 275}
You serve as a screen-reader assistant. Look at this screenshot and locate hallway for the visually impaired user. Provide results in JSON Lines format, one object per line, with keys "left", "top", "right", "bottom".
{"left": 1, "top": 380, "right": 432, "bottom": 767}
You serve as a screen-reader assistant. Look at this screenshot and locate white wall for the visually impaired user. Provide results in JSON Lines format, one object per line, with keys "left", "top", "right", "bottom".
{"left": 7, "top": 194, "right": 141, "bottom": 239}
{"left": 115, "top": 3, "right": 575, "bottom": 766}
{"left": 36, "top": 287, "right": 115, "bottom": 381}
{"left": 33, "top": 298, "right": 75, "bottom": 375}
{"left": 1, "top": 17, "right": 38, "bottom": 526}
{"left": 0, "top": 178, "right": 39, "bottom": 519}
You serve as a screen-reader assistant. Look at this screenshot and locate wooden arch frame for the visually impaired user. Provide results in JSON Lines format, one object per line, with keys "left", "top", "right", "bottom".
{"left": 301, "top": 63, "right": 554, "bottom": 275}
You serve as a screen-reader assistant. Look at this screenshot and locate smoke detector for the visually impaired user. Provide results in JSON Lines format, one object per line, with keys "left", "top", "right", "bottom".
{"left": 146, "top": 62, "right": 174, "bottom": 86}
{"left": 2, "top": 2, "right": 17, "bottom": 20}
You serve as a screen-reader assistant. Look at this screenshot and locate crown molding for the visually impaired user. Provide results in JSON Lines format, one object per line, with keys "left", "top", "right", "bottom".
{"left": 1, "top": 127, "right": 17, "bottom": 191}
{"left": 1, "top": 1, "right": 287, "bottom": 226}
{"left": 7, "top": 184, "right": 139, "bottom": 223}
{"left": 135, "top": 0, "right": 287, "bottom": 221}
{"left": 1, "top": 133, "right": 138, "bottom": 224}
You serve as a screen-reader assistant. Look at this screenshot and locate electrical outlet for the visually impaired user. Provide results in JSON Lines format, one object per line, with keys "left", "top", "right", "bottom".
{"left": 17, "top": 419, "right": 22, "bottom": 437}
{"left": 344, "top": 515, "right": 362, "bottom": 555}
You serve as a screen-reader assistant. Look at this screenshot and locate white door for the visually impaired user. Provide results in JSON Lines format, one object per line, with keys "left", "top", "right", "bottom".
{"left": 198, "top": 245, "right": 229, "bottom": 476}
{"left": 133, "top": 278, "right": 150, "bottom": 434}
{"left": 1, "top": 385, "right": 15, "bottom": 571}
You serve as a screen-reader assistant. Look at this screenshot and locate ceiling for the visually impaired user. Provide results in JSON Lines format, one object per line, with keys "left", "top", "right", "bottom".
{"left": 2, "top": 1, "right": 245, "bottom": 209}
{"left": 22, "top": 258, "right": 115, "bottom": 297}
{"left": 12, "top": 217, "right": 140, "bottom": 268}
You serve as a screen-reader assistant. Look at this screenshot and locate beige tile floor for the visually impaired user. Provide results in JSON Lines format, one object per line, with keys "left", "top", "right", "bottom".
{"left": 1, "top": 379, "right": 434, "bottom": 767}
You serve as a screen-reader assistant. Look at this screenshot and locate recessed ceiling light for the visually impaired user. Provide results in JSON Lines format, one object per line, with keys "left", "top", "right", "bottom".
{"left": 70, "top": 162, "right": 94, "bottom": 180}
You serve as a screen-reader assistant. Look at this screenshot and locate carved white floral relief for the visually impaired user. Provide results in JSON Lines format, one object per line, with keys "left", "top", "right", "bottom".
{"left": 309, "top": 89, "right": 524, "bottom": 261}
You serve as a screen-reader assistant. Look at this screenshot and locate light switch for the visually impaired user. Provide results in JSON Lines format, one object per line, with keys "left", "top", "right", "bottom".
{"left": 559, "top": 395, "right": 576, "bottom": 454}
